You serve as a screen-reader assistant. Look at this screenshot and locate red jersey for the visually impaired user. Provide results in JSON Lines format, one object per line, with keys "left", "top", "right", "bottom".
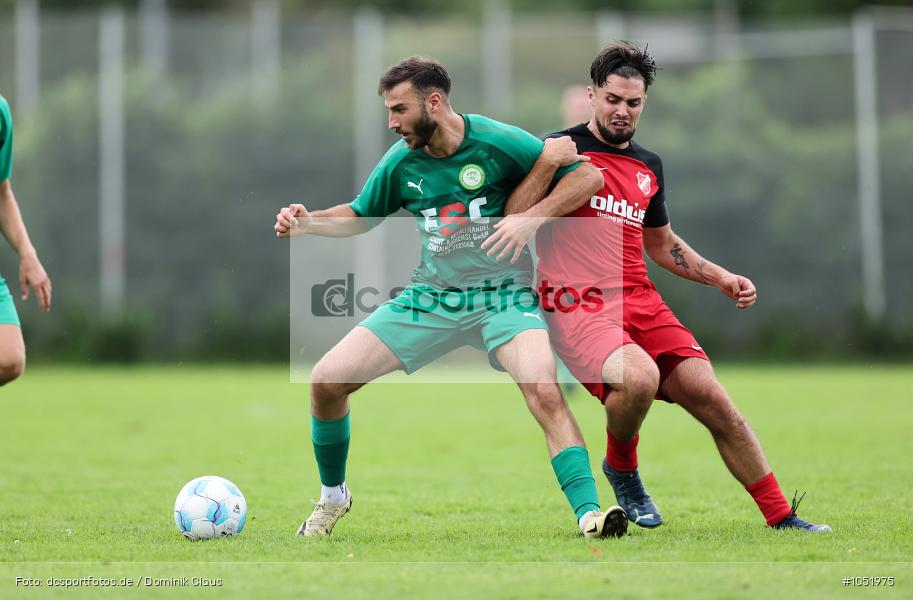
{"left": 536, "top": 124, "right": 669, "bottom": 291}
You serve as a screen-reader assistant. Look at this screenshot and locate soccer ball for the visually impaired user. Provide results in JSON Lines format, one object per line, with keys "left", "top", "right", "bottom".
{"left": 173, "top": 476, "right": 247, "bottom": 540}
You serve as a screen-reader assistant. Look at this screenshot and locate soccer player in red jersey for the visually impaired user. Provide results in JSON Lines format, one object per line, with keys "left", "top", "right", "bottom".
{"left": 484, "top": 42, "right": 829, "bottom": 532}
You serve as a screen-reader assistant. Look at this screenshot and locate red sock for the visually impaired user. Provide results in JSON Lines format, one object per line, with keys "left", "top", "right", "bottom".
{"left": 746, "top": 472, "right": 792, "bottom": 525}
{"left": 605, "top": 431, "right": 639, "bottom": 472}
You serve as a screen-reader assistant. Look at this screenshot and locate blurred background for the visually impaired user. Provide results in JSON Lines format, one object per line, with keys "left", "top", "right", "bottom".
{"left": 0, "top": 0, "right": 911, "bottom": 364}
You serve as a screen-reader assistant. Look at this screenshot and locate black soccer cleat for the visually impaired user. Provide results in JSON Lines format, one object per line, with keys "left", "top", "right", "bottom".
{"left": 602, "top": 459, "right": 663, "bottom": 528}
{"left": 772, "top": 491, "right": 832, "bottom": 533}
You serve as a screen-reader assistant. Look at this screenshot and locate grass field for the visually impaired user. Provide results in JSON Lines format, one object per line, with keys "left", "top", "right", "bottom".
{"left": 1, "top": 364, "right": 912, "bottom": 598}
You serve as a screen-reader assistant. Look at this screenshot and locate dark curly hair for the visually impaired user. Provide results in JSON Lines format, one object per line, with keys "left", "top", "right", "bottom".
{"left": 590, "top": 41, "right": 659, "bottom": 90}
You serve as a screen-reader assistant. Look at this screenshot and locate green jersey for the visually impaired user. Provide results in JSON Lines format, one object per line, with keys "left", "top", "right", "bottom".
{"left": 0, "top": 95, "right": 12, "bottom": 182}
{"left": 349, "top": 113, "right": 578, "bottom": 289}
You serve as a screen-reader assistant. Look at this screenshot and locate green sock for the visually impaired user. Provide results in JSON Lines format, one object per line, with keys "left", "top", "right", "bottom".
{"left": 311, "top": 414, "right": 350, "bottom": 486}
{"left": 551, "top": 446, "right": 600, "bottom": 520}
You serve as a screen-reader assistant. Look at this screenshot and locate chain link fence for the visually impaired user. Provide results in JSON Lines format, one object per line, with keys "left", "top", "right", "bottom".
{"left": 0, "top": 3, "right": 910, "bottom": 361}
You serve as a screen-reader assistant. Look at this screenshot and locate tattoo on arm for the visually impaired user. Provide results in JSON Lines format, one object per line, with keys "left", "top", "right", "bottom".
{"left": 696, "top": 260, "right": 713, "bottom": 284}
{"left": 670, "top": 243, "right": 689, "bottom": 270}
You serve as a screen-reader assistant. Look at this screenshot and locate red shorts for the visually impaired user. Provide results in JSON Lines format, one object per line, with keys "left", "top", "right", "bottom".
{"left": 544, "top": 285, "right": 709, "bottom": 402}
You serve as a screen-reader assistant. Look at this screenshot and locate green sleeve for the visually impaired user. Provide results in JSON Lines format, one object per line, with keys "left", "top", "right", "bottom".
{"left": 0, "top": 98, "right": 12, "bottom": 182}
{"left": 494, "top": 122, "right": 579, "bottom": 183}
{"left": 348, "top": 141, "right": 407, "bottom": 224}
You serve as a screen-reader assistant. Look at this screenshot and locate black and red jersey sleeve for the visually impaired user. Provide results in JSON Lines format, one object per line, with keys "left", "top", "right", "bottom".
{"left": 630, "top": 142, "right": 669, "bottom": 228}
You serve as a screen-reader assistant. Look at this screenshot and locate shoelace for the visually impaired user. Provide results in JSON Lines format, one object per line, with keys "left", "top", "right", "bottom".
{"left": 788, "top": 490, "right": 807, "bottom": 517}
{"left": 306, "top": 501, "right": 340, "bottom": 530}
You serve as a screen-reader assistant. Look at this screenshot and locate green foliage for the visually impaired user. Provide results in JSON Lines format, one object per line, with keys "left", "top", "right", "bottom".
{"left": 40, "top": 307, "right": 150, "bottom": 363}
{"left": 9, "top": 53, "right": 913, "bottom": 362}
{"left": 189, "top": 310, "right": 288, "bottom": 361}
{"left": 846, "top": 304, "right": 913, "bottom": 358}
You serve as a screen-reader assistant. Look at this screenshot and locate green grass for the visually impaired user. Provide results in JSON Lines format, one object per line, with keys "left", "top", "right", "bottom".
{"left": 1, "top": 364, "right": 912, "bottom": 598}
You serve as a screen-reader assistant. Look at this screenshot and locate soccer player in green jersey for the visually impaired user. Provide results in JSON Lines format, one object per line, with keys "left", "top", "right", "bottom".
{"left": 275, "top": 57, "right": 628, "bottom": 539}
{"left": 0, "top": 95, "right": 52, "bottom": 386}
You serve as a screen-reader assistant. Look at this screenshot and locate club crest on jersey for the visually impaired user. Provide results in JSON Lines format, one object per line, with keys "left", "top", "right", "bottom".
{"left": 636, "top": 172, "right": 652, "bottom": 196}
{"left": 459, "top": 164, "right": 485, "bottom": 190}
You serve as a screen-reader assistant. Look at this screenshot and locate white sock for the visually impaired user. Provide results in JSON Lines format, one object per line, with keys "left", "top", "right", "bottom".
{"left": 321, "top": 482, "right": 348, "bottom": 504}
{"left": 578, "top": 510, "right": 598, "bottom": 531}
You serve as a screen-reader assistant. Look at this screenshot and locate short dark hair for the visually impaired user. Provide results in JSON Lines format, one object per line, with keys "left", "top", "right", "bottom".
{"left": 377, "top": 56, "right": 452, "bottom": 98}
{"left": 590, "top": 41, "right": 659, "bottom": 90}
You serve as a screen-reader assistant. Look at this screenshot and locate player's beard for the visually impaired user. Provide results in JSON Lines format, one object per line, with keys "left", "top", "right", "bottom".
{"left": 405, "top": 105, "right": 438, "bottom": 150}
{"left": 595, "top": 118, "right": 635, "bottom": 146}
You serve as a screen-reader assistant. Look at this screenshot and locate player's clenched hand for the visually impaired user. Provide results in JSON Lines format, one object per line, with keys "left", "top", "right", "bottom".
{"left": 718, "top": 272, "right": 757, "bottom": 309}
{"left": 481, "top": 215, "right": 545, "bottom": 264}
{"left": 542, "top": 136, "right": 590, "bottom": 167}
{"left": 275, "top": 203, "right": 312, "bottom": 238}
{"left": 19, "top": 253, "right": 52, "bottom": 312}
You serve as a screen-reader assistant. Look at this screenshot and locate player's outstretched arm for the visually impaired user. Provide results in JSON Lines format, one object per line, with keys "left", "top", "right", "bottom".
{"left": 0, "top": 180, "right": 51, "bottom": 311}
{"left": 643, "top": 224, "right": 757, "bottom": 309}
{"left": 274, "top": 203, "right": 369, "bottom": 238}
{"left": 483, "top": 162, "right": 602, "bottom": 263}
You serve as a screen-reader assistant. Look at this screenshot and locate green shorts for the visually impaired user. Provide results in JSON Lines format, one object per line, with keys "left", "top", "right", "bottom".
{"left": 360, "top": 284, "right": 547, "bottom": 374}
{"left": 0, "top": 276, "right": 21, "bottom": 326}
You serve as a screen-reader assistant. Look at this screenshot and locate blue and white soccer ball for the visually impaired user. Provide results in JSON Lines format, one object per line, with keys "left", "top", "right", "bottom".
{"left": 173, "top": 476, "right": 247, "bottom": 540}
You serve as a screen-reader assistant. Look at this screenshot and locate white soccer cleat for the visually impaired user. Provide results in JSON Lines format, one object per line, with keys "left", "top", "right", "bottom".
{"left": 580, "top": 506, "right": 628, "bottom": 539}
{"left": 297, "top": 493, "right": 353, "bottom": 537}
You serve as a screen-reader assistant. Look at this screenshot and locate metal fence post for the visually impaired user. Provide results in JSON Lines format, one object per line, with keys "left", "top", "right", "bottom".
{"left": 15, "top": 0, "right": 40, "bottom": 116}
{"left": 853, "top": 8, "right": 886, "bottom": 322}
{"left": 252, "top": 0, "right": 281, "bottom": 110}
{"left": 99, "top": 6, "right": 126, "bottom": 318}
{"left": 140, "top": 0, "right": 169, "bottom": 81}
{"left": 482, "top": 0, "right": 511, "bottom": 118}
{"left": 353, "top": 7, "right": 385, "bottom": 296}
